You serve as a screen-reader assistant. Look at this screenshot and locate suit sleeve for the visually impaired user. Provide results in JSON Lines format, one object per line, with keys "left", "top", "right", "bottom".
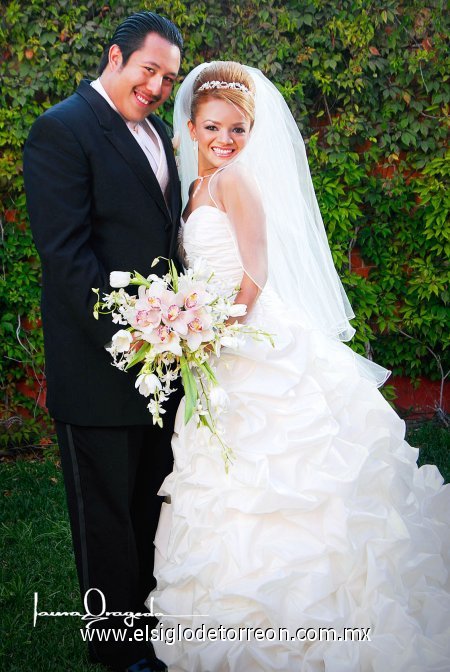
{"left": 23, "top": 112, "right": 116, "bottom": 347}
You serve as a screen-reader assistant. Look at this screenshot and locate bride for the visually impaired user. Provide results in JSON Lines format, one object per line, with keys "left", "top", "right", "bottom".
{"left": 146, "top": 61, "right": 450, "bottom": 671}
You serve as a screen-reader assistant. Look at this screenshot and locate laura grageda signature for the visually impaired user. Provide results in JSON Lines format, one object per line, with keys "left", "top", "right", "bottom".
{"left": 33, "top": 588, "right": 161, "bottom": 628}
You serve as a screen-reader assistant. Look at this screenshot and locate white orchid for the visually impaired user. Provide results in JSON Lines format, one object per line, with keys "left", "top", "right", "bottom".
{"left": 112, "top": 312, "right": 127, "bottom": 325}
{"left": 220, "top": 335, "right": 240, "bottom": 349}
{"left": 144, "top": 324, "right": 183, "bottom": 356}
{"left": 191, "top": 256, "right": 211, "bottom": 279}
{"left": 209, "top": 386, "right": 230, "bottom": 412}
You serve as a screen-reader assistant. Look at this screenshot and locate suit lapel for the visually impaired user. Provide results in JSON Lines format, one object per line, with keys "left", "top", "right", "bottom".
{"left": 76, "top": 81, "right": 171, "bottom": 225}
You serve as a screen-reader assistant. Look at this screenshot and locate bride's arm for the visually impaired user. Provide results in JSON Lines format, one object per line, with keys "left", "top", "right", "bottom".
{"left": 216, "top": 165, "right": 268, "bottom": 322}
{"left": 228, "top": 272, "right": 262, "bottom": 325}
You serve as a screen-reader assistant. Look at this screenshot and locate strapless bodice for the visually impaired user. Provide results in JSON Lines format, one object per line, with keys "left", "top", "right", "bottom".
{"left": 179, "top": 204, "right": 298, "bottom": 330}
{"left": 180, "top": 205, "right": 245, "bottom": 294}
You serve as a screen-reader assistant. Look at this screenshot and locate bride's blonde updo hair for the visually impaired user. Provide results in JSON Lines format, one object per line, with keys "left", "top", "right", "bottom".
{"left": 191, "top": 61, "right": 256, "bottom": 126}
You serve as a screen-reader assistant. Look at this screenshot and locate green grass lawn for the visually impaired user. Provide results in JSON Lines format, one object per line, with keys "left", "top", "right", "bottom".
{"left": 1, "top": 421, "right": 448, "bottom": 671}
{"left": 413, "top": 421, "right": 450, "bottom": 482}
{"left": 0, "top": 457, "right": 104, "bottom": 672}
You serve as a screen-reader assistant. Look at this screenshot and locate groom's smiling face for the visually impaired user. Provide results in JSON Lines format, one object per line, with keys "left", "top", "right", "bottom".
{"left": 101, "top": 32, "right": 180, "bottom": 123}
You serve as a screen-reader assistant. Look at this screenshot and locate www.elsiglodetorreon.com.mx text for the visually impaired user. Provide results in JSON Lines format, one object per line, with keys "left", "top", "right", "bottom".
{"left": 80, "top": 624, "right": 372, "bottom": 645}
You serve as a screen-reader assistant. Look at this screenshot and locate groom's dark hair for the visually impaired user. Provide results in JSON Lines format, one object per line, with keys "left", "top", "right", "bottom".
{"left": 98, "top": 11, "right": 183, "bottom": 74}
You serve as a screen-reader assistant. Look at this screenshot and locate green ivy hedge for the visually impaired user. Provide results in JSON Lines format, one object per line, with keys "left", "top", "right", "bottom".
{"left": 0, "top": 0, "right": 449, "bottom": 443}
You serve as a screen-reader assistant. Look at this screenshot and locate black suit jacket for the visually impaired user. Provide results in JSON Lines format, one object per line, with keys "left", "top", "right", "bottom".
{"left": 23, "top": 80, "right": 182, "bottom": 425}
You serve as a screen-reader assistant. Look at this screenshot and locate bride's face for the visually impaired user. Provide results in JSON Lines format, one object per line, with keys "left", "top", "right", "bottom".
{"left": 188, "top": 98, "right": 251, "bottom": 173}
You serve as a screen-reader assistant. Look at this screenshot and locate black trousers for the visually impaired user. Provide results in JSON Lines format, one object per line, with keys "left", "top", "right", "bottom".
{"left": 55, "top": 415, "right": 176, "bottom": 669}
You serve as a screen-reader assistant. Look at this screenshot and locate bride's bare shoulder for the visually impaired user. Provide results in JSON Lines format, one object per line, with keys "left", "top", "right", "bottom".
{"left": 216, "top": 163, "right": 259, "bottom": 200}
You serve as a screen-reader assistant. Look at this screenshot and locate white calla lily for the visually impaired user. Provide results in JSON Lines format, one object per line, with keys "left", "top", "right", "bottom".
{"left": 111, "top": 330, "right": 133, "bottom": 353}
{"left": 228, "top": 303, "right": 247, "bottom": 317}
{"left": 135, "top": 373, "right": 162, "bottom": 397}
{"left": 110, "top": 271, "right": 131, "bottom": 288}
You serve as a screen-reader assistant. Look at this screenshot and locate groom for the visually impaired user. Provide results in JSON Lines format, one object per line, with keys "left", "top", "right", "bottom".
{"left": 23, "top": 12, "right": 182, "bottom": 672}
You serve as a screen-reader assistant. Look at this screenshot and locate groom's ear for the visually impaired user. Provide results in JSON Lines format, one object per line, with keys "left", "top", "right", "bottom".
{"left": 108, "top": 44, "right": 123, "bottom": 72}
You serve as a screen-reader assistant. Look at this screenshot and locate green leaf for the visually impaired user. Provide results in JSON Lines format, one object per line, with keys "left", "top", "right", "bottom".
{"left": 169, "top": 259, "right": 179, "bottom": 292}
{"left": 180, "top": 356, "right": 198, "bottom": 424}
{"left": 199, "top": 361, "right": 218, "bottom": 385}
{"left": 129, "top": 271, "right": 151, "bottom": 287}
{"left": 124, "top": 343, "right": 150, "bottom": 370}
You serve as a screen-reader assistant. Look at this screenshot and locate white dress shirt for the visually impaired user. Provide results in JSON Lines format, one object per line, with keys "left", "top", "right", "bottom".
{"left": 90, "top": 79, "right": 170, "bottom": 201}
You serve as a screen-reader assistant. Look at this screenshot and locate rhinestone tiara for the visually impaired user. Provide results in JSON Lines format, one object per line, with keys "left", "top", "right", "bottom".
{"left": 197, "top": 80, "right": 253, "bottom": 95}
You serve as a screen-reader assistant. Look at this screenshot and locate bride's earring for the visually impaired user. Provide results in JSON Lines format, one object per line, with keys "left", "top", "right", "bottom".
{"left": 193, "top": 138, "right": 198, "bottom": 154}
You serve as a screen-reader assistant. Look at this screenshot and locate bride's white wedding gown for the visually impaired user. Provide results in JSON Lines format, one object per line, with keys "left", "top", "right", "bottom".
{"left": 147, "top": 205, "right": 450, "bottom": 671}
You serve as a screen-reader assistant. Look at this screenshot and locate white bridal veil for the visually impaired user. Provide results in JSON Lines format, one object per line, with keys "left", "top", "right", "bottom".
{"left": 174, "top": 63, "right": 390, "bottom": 386}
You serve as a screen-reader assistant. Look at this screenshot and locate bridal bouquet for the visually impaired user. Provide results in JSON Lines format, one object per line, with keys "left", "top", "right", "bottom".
{"left": 93, "top": 258, "right": 272, "bottom": 468}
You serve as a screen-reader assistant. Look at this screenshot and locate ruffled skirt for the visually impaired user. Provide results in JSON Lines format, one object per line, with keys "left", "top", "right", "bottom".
{"left": 147, "top": 290, "right": 450, "bottom": 671}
